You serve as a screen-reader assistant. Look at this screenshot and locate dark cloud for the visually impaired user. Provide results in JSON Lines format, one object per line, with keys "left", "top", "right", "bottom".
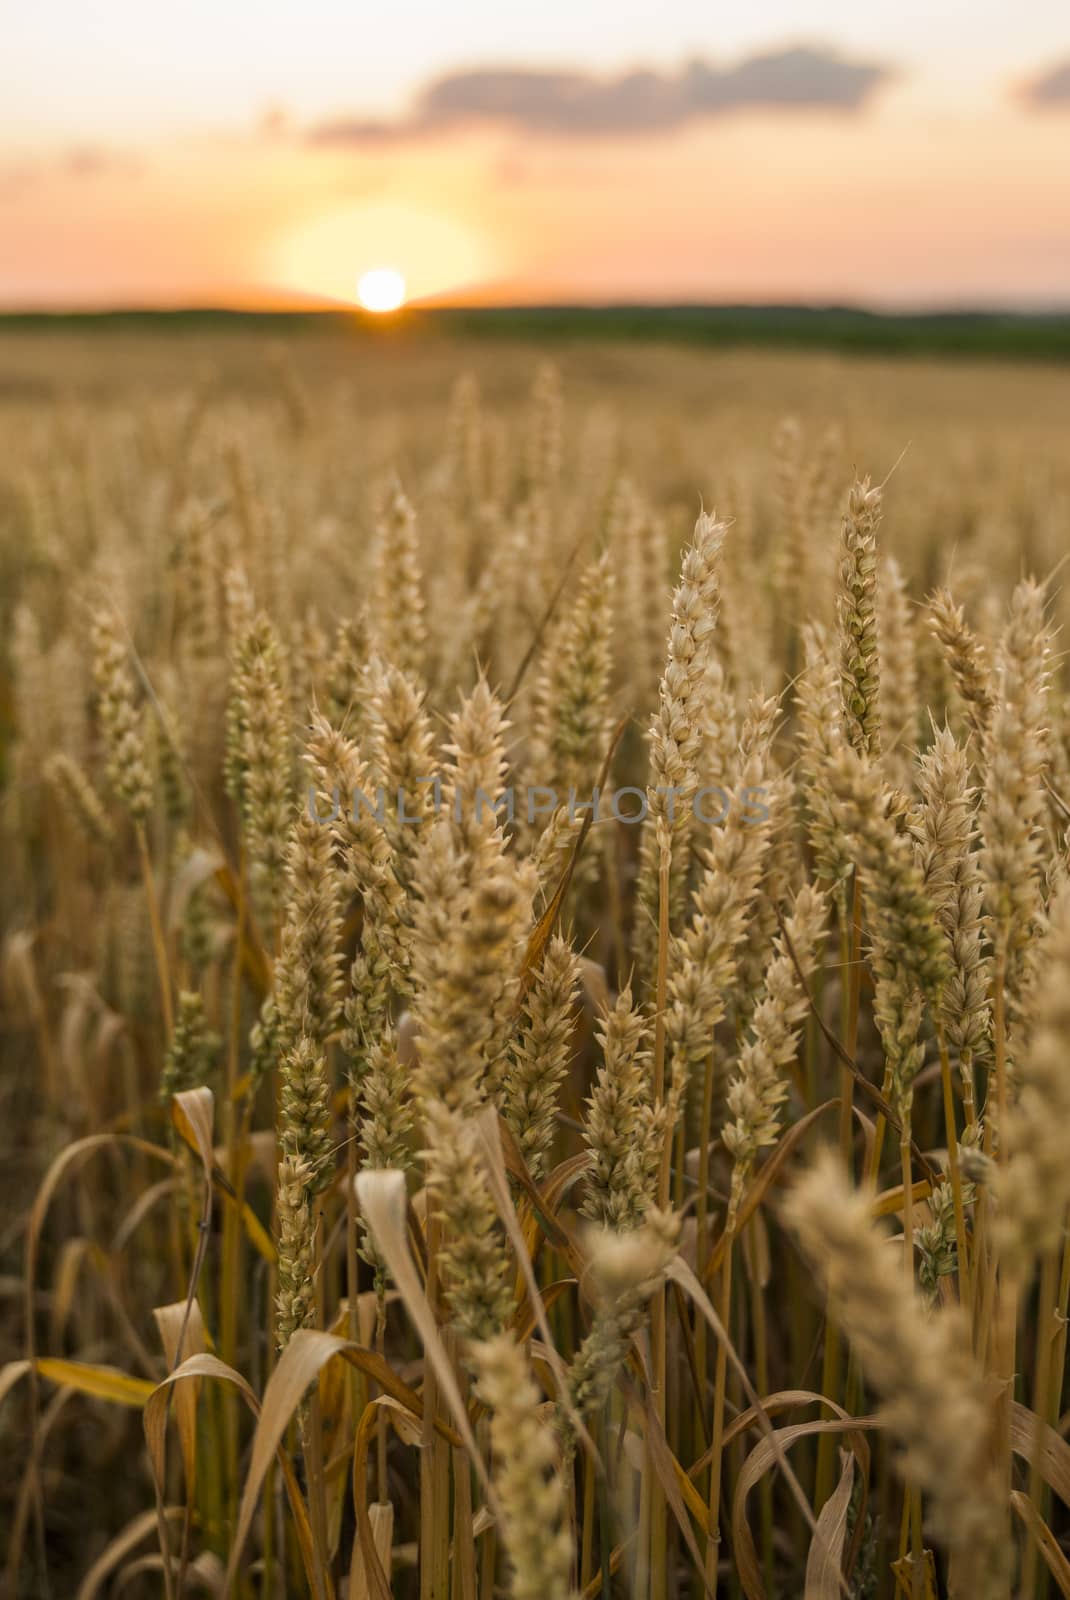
{"left": 308, "top": 46, "right": 895, "bottom": 146}
{"left": 1020, "top": 58, "right": 1070, "bottom": 106}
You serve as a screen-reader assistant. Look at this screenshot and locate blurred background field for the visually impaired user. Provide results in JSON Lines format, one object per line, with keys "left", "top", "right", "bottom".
{"left": 3, "top": 311, "right": 1069, "bottom": 459}
{"left": 3, "top": 317, "right": 1069, "bottom": 796}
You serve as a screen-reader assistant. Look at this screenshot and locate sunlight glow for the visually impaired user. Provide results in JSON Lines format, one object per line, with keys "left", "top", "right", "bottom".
{"left": 357, "top": 266, "right": 406, "bottom": 312}
{"left": 267, "top": 201, "right": 500, "bottom": 307}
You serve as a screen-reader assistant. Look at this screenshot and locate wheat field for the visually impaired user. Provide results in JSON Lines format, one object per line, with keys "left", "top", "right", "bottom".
{"left": 3, "top": 329, "right": 1070, "bottom": 1598}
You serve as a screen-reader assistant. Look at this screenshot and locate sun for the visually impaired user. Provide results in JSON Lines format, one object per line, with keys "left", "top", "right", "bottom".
{"left": 357, "top": 267, "right": 406, "bottom": 313}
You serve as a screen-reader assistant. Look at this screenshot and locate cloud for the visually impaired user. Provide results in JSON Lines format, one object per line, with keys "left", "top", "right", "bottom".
{"left": 63, "top": 146, "right": 143, "bottom": 178}
{"left": 309, "top": 45, "right": 895, "bottom": 146}
{"left": 0, "top": 162, "right": 35, "bottom": 197}
{"left": 256, "top": 104, "right": 291, "bottom": 139}
{"left": 1020, "top": 58, "right": 1070, "bottom": 106}
{"left": 1, "top": 146, "right": 143, "bottom": 197}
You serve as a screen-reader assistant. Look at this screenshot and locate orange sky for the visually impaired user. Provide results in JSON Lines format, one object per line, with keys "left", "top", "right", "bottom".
{"left": 3, "top": 5, "right": 1069, "bottom": 308}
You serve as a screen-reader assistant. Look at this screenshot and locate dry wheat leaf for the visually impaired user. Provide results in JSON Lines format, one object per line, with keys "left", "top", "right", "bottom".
{"left": 152, "top": 1299, "right": 207, "bottom": 1498}
{"left": 1010, "top": 1490, "right": 1070, "bottom": 1597}
{"left": 75, "top": 1507, "right": 185, "bottom": 1600}
{"left": 356, "top": 1169, "right": 492, "bottom": 1502}
{"left": 147, "top": 1350, "right": 319, "bottom": 1597}
{"left": 804, "top": 1450, "right": 855, "bottom": 1600}
{"left": 33, "top": 1358, "right": 156, "bottom": 1407}
{"left": 732, "top": 1418, "right": 877, "bottom": 1600}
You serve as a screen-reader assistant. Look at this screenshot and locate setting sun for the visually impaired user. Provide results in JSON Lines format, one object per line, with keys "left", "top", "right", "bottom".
{"left": 357, "top": 267, "right": 406, "bottom": 313}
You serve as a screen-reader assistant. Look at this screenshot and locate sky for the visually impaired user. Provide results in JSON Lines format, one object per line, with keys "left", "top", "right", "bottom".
{"left": 3, "top": 1, "right": 1069, "bottom": 310}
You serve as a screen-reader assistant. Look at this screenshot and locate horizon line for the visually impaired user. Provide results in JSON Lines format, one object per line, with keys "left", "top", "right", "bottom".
{"left": 4, "top": 298, "right": 1070, "bottom": 320}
